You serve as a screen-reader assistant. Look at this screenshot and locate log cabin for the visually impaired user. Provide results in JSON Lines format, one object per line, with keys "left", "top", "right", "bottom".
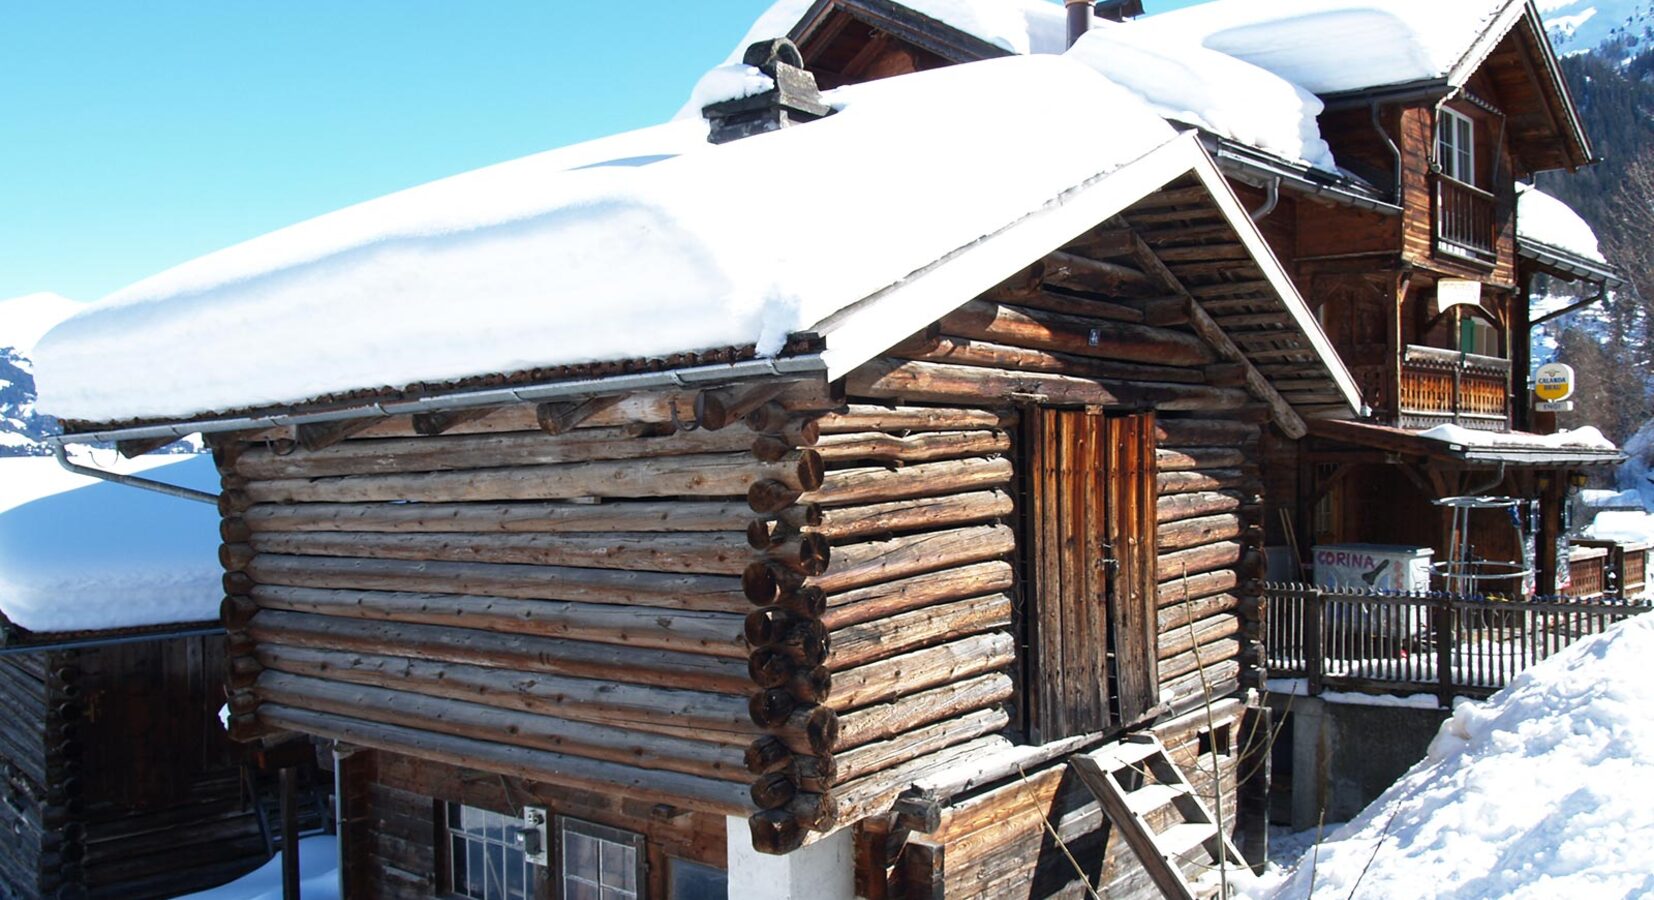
{"left": 27, "top": 1, "right": 1625, "bottom": 897}
{"left": 0, "top": 457, "right": 271, "bottom": 899}
{"left": 29, "top": 30, "right": 1377, "bottom": 900}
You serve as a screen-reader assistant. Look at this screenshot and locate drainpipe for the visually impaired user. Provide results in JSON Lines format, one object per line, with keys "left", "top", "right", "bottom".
{"left": 51, "top": 442, "right": 217, "bottom": 506}
{"left": 1066, "top": 0, "right": 1092, "bottom": 47}
{"left": 1370, "top": 101, "right": 1402, "bottom": 203}
{"left": 1249, "top": 176, "right": 1281, "bottom": 222}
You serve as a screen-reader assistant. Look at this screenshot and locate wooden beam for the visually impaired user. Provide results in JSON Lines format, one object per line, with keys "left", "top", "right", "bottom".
{"left": 412, "top": 406, "right": 500, "bottom": 437}
{"left": 294, "top": 418, "right": 378, "bottom": 452}
{"left": 537, "top": 394, "right": 627, "bottom": 436}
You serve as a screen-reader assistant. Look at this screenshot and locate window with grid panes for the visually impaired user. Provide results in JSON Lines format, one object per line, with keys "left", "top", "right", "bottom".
{"left": 559, "top": 817, "right": 645, "bottom": 900}
{"left": 445, "top": 804, "right": 535, "bottom": 900}
{"left": 1437, "top": 107, "right": 1475, "bottom": 184}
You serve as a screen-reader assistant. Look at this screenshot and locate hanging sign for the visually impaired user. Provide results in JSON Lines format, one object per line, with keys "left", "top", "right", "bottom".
{"left": 1437, "top": 278, "right": 1483, "bottom": 311}
{"left": 1534, "top": 363, "right": 1576, "bottom": 403}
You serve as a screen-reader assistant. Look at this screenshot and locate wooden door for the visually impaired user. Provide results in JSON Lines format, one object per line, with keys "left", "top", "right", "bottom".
{"left": 1025, "top": 408, "right": 1159, "bottom": 742}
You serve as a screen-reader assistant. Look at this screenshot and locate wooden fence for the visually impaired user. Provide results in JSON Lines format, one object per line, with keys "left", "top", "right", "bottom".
{"left": 1264, "top": 583, "right": 1653, "bottom": 704}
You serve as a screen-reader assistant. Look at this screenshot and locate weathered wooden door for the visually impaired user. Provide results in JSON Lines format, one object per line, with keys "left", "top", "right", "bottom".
{"left": 1025, "top": 407, "right": 1159, "bottom": 743}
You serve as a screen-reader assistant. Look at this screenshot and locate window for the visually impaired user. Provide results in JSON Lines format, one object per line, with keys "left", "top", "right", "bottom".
{"left": 1437, "top": 107, "right": 1475, "bottom": 184}
{"left": 668, "top": 858, "right": 728, "bottom": 900}
{"left": 559, "top": 817, "right": 644, "bottom": 900}
{"left": 445, "top": 804, "right": 535, "bottom": 900}
{"left": 1460, "top": 313, "right": 1499, "bottom": 358}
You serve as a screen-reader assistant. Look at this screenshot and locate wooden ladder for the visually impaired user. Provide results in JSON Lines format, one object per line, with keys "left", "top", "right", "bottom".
{"left": 1069, "top": 734, "right": 1245, "bottom": 900}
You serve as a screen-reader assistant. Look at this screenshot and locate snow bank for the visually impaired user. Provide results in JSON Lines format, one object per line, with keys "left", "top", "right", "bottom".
{"left": 1068, "top": 24, "right": 1336, "bottom": 170}
{"left": 1583, "top": 510, "right": 1654, "bottom": 545}
{"left": 0, "top": 455, "right": 223, "bottom": 633}
{"left": 36, "top": 55, "right": 1178, "bottom": 424}
{"left": 1516, "top": 182, "right": 1608, "bottom": 262}
{"left": 1265, "top": 613, "right": 1654, "bottom": 899}
{"left": 1418, "top": 423, "right": 1618, "bottom": 451}
{"left": 1133, "top": 0, "right": 1508, "bottom": 94}
{"left": 0, "top": 293, "right": 84, "bottom": 356}
{"left": 1267, "top": 679, "right": 1442, "bottom": 708}
{"left": 1580, "top": 487, "right": 1645, "bottom": 509}
{"left": 176, "top": 836, "right": 339, "bottom": 900}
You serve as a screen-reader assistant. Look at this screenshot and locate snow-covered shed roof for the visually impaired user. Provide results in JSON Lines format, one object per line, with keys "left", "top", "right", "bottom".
{"left": 1515, "top": 182, "right": 1622, "bottom": 285}
{"left": 0, "top": 454, "right": 222, "bottom": 636}
{"left": 1311, "top": 418, "right": 1624, "bottom": 467}
{"left": 37, "top": 53, "right": 1362, "bottom": 433}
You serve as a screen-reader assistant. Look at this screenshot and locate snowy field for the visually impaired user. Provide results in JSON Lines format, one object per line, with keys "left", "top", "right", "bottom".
{"left": 1244, "top": 613, "right": 1654, "bottom": 898}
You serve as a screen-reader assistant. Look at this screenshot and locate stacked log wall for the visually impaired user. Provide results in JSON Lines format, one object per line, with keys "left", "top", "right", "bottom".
{"left": 218, "top": 388, "right": 843, "bottom": 841}
{"left": 0, "top": 655, "right": 49, "bottom": 899}
{"left": 70, "top": 637, "right": 266, "bottom": 899}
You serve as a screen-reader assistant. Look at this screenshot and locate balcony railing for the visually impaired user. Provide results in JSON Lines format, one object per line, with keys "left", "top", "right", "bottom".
{"left": 1263, "top": 583, "right": 1652, "bottom": 702}
{"left": 1398, "top": 345, "right": 1511, "bottom": 431}
{"left": 1434, "top": 174, "right": 1497, "bottom": 265}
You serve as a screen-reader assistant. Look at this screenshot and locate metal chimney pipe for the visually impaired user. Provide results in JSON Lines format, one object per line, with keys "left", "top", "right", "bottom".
{"left": 1066, "top": 0, "right": 1092, "bottom": 47}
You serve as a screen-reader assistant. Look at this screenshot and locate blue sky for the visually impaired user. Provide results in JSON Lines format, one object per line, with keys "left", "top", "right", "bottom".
{"left": 1, "top": 1, "right": 1205, "bottom": 302}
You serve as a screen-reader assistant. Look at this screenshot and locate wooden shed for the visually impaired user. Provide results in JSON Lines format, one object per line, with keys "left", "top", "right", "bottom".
{"left": 39, "top": 49, "right": 1362, "bottom": 900}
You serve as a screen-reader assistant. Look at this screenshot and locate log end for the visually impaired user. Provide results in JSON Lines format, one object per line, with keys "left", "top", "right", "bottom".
{"left": 748, "top": 809, "right": 806, "bottom": 855}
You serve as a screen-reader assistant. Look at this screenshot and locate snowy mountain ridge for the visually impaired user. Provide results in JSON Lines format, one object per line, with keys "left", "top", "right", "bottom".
{"left": 1541, "top": 0, "right": 1654, "bottom": 59}
{"left": 0, "top": 293, "right": 83, "bottom": 457}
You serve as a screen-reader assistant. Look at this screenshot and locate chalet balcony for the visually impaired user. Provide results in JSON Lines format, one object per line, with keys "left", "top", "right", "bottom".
{"left": 1434, "top": 174, "right": 1497, "bottom": 265}
{"left": 1397, "top": 345, "right": 1511, "bottom": 431}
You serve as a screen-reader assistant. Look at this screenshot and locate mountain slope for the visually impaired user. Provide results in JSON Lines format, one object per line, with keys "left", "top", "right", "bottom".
{"left": 0, "top": 293, "right": 83, "bottom": 456}
{"left": 1542, "top": 0, "right": 1654, "bottom": 58}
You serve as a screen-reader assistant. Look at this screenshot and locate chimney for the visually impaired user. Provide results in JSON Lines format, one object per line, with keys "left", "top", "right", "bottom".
{"left": 1095, "top": 0, "right": 1145, "bottom": 23}
{"left": 703, "top": 39, "right": 832, "bottom": 145}
{"left": 1066, "top": 0, "right": 1092, "bottom": 47}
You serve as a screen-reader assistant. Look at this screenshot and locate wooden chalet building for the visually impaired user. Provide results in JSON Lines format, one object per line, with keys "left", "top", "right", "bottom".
{"left": 30, "top": 2, "right": 1624, "bottom": 899}
{"left": 780, "top": 0, "right": 1627, "bottom": 593}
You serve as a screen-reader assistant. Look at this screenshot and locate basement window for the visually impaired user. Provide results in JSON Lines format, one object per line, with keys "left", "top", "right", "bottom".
{"left": 560, "top": 817, "right": 645, "bottom": 900}
{"left": 445, "top": 804, "right": 535, "bottom": 900}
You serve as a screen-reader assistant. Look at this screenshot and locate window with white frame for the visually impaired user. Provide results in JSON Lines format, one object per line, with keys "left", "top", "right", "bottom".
{"left": 445, "top": 804, "right": 536, "bottom": 900}
{"left": 559, "top": 817, "right": 645, "bottom": 900}
{"left": 1437, "top": 107, "right": 1475, "bottom": 184}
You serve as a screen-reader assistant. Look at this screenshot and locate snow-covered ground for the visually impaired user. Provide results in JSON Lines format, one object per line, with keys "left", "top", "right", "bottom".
{"left": 171, "top": 836, "right": 339, "bottom": 900}
{"left": 1247, "top": 613, "right": 1654, "bottom": 899}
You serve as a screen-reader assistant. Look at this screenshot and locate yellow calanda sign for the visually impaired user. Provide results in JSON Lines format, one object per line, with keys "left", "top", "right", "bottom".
{"left": 1535, "top": 362, "right": 1575, "bottom": 402}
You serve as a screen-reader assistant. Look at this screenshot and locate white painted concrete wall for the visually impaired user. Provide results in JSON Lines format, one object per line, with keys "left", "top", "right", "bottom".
{"left": 725, "top": 817, "right": 857, "bottom": 900}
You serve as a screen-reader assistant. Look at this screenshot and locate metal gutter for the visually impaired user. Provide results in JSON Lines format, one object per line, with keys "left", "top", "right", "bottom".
{"left": 0, "top": 622, "right": 224, "bottom": 656}
{"left": 49, "top": 354, "right": 830, "bottom": 449}
{"left": 1204, "top": 137, "right": 1401, "bottom": 215}
{"left": 1518, "top": 239, "right": 1625, "bottom": 289}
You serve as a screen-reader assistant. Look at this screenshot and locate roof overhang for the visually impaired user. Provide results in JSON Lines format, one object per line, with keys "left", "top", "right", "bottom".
{"left": 1518, "top": 237, "right": 1625, "bottom": 287}
{"left": 1310, "top": 418, "right": 1626, "bottom": 467}
{"left": 1321, "top": 1, "right": 1593, "bottom": 173}
{"left": 815, "top": 131, "right": 1368, "bottom": 422}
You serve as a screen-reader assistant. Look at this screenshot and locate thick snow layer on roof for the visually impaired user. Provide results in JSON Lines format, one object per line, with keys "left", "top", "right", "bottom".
{"left": 1068, "top": 24, "right": 1336, "bottom": 170}
{"left": 0, "top": 293, "right": 83, "bottom": 356}
{"left": 0, "top": 454, "right": 222, "bottom": 633}
{"left": 1133, "top": 0, "right": 1509, "bottom": 95}
{"left": 1584, "top": 510, "right": 1654, "bottom": 545}
{"left": 1418, "top": 423, "right": 1618, "bottom": 451}
{"left": 1516, "top": 182, "right": 1607, "bottom": 262}
{"left": 36, "top": 55, "right": 1179, "bottom": 424}
{"left": 1262, "top": 614, "right": 1654, "bottom": 899}
{"left": 178, "top": 836, "right": 339, "bottom": 900}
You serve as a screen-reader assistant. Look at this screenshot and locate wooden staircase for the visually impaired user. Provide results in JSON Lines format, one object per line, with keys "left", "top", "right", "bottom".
{"left": 1069, "top": 734, "right": 1245, "bottom": 900}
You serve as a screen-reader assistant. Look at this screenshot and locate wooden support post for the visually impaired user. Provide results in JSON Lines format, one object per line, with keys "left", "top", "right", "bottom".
{"left": 1434, "top": 593, "right": 1454, "bottom": 708}
{"left": 1304, "top": 587, "right": 1324, "bottom": 697}
{"left": 281, "top": 766, "right": 300, "bottom": 900}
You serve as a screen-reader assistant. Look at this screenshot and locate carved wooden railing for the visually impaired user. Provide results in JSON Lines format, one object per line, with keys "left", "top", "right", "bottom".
{"left": 1434, "top": 174, "right": 1497, "bottom": 264}
{"left": 1397, "top": 345, "right": 1511, "bottom": 431}
{"left": 1566, "top": 547, "right": 1608, "bottom": 599}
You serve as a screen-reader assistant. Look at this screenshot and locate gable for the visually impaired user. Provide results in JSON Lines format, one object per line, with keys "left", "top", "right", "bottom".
{"left": 789, "top": 0, "right": 1004, "bottom": 89}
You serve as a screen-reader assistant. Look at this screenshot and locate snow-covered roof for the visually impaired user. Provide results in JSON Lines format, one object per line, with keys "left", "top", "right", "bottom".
{"left": 1268, "top": 613, "right": 1654, "bottom": 897}
{"left": 1516, "top": 182, "right": 1607, "bottom": 263}
{"left": 1069, "top": 22, "right": 1336, "bottom": 170}
{"left": 1418, "top": 423, "right": 1618, "bottom": 452}
{"left": 36, "top": 51, "right": 1363, "bottom": 428}
{"left": 1128, "top": 0, "right": 1514, "bottom": 95}
{"left": 1584, "top": 510, "right": 1654, "bottom": 546}
{"left": 0, "top": 454, "right": 223, "bottom": 634}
